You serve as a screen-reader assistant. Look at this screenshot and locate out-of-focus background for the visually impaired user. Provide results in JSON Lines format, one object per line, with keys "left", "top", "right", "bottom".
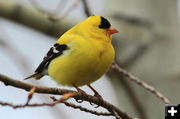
{"left": 0, "top": 0, "right": 180, "bottom": 119}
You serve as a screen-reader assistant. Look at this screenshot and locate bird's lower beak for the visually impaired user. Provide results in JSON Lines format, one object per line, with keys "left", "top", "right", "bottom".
{"left": 107, "top": 27, "right": 118, "bottom": 35}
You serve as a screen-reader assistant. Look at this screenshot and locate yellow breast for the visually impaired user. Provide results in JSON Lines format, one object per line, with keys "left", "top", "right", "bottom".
{"left": 48, "top": 35, "right": 115, "bottom": 86}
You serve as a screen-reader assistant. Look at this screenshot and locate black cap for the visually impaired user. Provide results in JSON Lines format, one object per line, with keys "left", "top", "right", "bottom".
{"left": 99, "top": 16, "right": 111, "bottom": 29}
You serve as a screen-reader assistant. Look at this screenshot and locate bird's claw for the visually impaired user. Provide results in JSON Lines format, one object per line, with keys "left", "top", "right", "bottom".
{"left": 89, "top": 93, "right": 104, "bottom": 108}
{"left": 75, "top": 98, "right": 84, "bottom": 103}
{"left": 89, "top": 101, "right": 100, "bottom": 108}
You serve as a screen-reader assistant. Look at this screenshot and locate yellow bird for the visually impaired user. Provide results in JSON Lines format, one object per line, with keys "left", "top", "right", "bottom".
{"left": 25, "top": 15, "right": 118, "bottom": 99}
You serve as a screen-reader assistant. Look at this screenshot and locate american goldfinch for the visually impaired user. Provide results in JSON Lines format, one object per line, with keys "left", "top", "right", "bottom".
{"left": 25, "top": 15, "right": 118, "bottom": 99}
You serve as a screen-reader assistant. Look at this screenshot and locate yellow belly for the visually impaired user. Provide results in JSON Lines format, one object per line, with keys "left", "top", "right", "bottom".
{"left": 48, "top": 39, "right": 114, "bottom": 86}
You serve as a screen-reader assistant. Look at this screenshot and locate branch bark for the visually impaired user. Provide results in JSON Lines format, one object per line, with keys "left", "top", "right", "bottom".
{"left": 0, "top": 100, "right": 113, "bottom": 116}
{"left": 0, "top": 73, "right": 134, "bottom": 119}
{"left": 111, "top": 62, "right": 170, "bottom": 104}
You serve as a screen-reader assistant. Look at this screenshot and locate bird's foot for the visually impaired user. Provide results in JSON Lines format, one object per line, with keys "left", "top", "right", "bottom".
{"left": 91, "top": 93, "right": 104, "bottom": 108}
{"left": 50, "top": 96, "right": 58, "bottom": 102}
{"left": 74, "top": 85, "right": 88, "bottom": 103}
{"left": 53, "top": 86, "right": 88, "bottom": 103}
{"left": 50, "top": 93, "right": 78, "bottom": 103}
{"left": 87, "top": 84, "right": 104, "bottom": 108}
{"left": 94, "top": 92, "right": 104, "bottom": 103}
{"left": 60, "top": 92, "right": 77, "bottom": 102}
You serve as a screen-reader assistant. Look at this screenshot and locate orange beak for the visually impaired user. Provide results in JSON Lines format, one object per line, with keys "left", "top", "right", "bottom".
{"left": 106, "top": 27, "right": 118, "bottom": 35}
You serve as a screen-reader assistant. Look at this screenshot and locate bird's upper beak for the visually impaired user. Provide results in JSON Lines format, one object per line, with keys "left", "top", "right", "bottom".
{"left": 106, "top": 27, "right": 118, "bottom": 35}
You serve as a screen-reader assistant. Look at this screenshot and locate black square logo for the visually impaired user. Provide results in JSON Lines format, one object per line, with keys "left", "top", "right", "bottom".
{"left": 165, "top": 104, "right": 180, "bottom": 119}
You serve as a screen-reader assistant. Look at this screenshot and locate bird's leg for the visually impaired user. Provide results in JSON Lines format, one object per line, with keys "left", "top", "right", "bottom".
{"left": 60, "top": 92, "right": 77, "bottom": 102}
{"left": 74, "top": 85, "right": 87, "bottom": 96}
{"left": 73, "top": 85, "right": 88, "bottom": 103}
{"left": 60, "top": 85, "right": 88, "bottom": 102}
{"left": 87, "top": 84, "right": 103, "bottom": 99}
{"left": 87, "top": 84, "right": 104, "bottom": 107}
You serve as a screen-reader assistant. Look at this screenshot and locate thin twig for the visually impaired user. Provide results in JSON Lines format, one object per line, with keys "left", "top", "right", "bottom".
{"left": 0, "top": 74, "right": 134, "bottom": 119}
{"left": 107, "top": 70, "right": 148, "bottom": 119}
{"left": 112, "top": 62, "right": 170, "bottom": 104}
{"left": 112, "top": 108, "right": 122, "bottom": 119}
{"left": 81, "top": 0, "right": 92, "bottom": 17}
{"left": 50, "top": 96, "right": 113, "bottom": 116}
{"left": 0, "top": 101, "right": 113, "bottom": 116}
{"left": 29, "top": 0, "right": 79, "bottom": 21}
{"left": 55, "top": 0, "right": 80, "bottom": 20}
{"left": 63, "top": 102, "right": 113, "bottom": 116}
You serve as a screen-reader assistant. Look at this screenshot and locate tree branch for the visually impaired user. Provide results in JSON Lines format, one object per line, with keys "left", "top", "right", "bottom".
{"left": 108, "top": 72, "right": 148, "bottom": 119}
{"left": 28, "top": 0, "right": 80, "bottom": 21}
{"left": 81, "top": 0, "right": 92, "bottom": 17}
{"left": 111, "top": 62, "right": 170, "bottom": 104}
{"left": 0, "top": 74, "right": 134, "bottom": 119}
{"left": 0, "top": 100, "right": 113, "bottom": 116}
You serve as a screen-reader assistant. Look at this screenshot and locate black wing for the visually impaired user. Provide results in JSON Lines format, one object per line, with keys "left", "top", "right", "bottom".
{"left": 35, "top": 43, "right": 68, "bottom": 73}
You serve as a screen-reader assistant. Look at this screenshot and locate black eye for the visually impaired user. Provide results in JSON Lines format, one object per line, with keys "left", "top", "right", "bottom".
{"left": 99, "top": 16, "right": 111, "bottom": 29}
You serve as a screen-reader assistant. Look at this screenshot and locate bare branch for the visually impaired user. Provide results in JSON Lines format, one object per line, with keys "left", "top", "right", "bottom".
{"left": 0, "top": 100, "right": 113, "bottom": 116}
{"left": 111, "top": 62, "right": 170, "bottom": 104}
{"left": 107, "top": 71, "right": 148, "bottom": 119}
{"left": 50, "top": 96, "right": 113, "bottom": 116}
{"left": 55, "top": 0, "right": 80, "bottom": 20}
{"left": 81, "top": 0, "right": 92, "bottom": 17}
{"left": 63, "top": 102, "right": 113, "bottom": 116}
{"left": 112, "top": 108, "right": 122, "bottom": 119}
{"left": 29, "top": 0, "right": 80, "bottom": 21}
{"left": 0, "top": 74, "right": 134, "bottom": 119}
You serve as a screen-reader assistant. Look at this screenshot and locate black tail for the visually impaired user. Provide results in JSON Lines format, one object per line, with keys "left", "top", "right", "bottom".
{"left": 24, "top": 72, "right": 44, "bottom": 80}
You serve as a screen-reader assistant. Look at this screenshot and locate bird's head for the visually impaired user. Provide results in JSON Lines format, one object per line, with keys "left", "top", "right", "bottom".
{"left": 79, "top": 16, "right": 118, "bottom": 39}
